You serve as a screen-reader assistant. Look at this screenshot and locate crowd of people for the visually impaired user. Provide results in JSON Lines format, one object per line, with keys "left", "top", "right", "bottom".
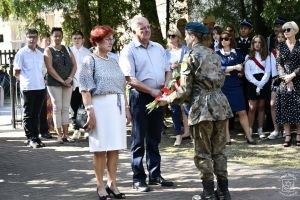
{"left": 12, "top": 14, "right": 300, "bottom": 200}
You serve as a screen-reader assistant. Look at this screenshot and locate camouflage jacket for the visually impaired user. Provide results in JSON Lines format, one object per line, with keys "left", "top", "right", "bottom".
{"left": 166, "top": 43, "right": 233, "bottom": 125}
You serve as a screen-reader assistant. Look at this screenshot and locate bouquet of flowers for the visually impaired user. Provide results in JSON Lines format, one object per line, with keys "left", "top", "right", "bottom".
{"left": 146, "top": 65, "right": 181, "bottom": 113}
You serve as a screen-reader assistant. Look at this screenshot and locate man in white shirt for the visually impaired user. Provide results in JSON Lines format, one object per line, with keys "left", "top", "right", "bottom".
{"left": 69, "top": 30, "right": 91, "bottom": 140}
{"left": 14, "top": 29, "right": 47, "bottom": 148}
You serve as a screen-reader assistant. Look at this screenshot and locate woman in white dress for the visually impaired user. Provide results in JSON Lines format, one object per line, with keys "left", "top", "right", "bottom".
{"left": 79, "top": 25, "right": 131, "bottom": 200}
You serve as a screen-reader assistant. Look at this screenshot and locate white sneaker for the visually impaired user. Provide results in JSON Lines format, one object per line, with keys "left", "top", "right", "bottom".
{"left": 268, "top": 130, "right": 279, "bottom": 140}
{"left": 83, "top": 132, "right": 89, "bottom": 140}
{"left": 258, "top": 128, "right": 266, "bottom": 139}
{"left": 174, "top": 135, "right": 182, "bottom": 146}
{"left": 29, "top": 141, "right": 39, "bottom": 149}
{"left": 70, "top": 130, "right": 81, "bottom": 140}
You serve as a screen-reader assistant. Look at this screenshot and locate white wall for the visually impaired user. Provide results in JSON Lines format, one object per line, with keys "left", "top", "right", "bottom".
{"left": 0, "top": 10, "right": 64, "bottom": 51}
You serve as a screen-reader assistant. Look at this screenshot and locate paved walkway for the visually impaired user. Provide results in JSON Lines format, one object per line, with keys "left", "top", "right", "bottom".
{"left": 0, "top": 105, "right": 299, "bottom": 200}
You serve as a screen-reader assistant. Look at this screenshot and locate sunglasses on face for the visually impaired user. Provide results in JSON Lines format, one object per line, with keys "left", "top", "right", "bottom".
{"left": 168, "top": 35, "right": 177, "bottom": 39}
{"left": 221, "top": 37, "right": 230, "bottom": 41}
{"left": 283, "top": 28, "right": 292, "bottom": 33}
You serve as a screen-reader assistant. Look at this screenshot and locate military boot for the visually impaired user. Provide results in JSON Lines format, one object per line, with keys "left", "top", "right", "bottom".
{"left": 215, "top": 179, "right": 231, "bottom": 200}
{"left": 200, "top": 180, "right": 216, "bottom": 200}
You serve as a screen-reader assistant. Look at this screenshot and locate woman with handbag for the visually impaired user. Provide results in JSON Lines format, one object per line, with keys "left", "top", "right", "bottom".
{"left": 44, "top": 27, "right": 77, "bottom": 144}
{"left": 79, "top": 25, "right": 131, "bottom": 200}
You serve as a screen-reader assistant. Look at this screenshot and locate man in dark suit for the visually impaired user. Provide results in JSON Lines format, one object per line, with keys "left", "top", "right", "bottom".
{"left": 236, "top": 19, "right": 253, "bottom": 60}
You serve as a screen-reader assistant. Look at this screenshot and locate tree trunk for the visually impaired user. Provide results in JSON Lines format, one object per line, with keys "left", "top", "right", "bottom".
{"left": 97, "top": 0, "right": 103, "bottom": 25}
{"left": 166, "top": 0, "right": 170, "bottom": 35}
{"left": 139, "top": 0, "right": 163, "bottom": 43}
{"left": 253, "top": 0, "right": 268, "bottom": 37}
{"left": 77, "top": 0, "right": 92, "bottom": 47}
{"left": 239, "top": 0, "right": 246, "bottom": 19}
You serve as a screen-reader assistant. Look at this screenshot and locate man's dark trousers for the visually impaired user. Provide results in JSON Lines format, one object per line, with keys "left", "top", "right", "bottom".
{"left": 22, "top": 89, "right": 46, "bottom": 141}
{"left": 129, "top": 89, "right": 164, "bottom": 183}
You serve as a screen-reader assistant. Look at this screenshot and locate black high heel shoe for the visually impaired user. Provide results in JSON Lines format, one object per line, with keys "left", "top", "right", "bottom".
{"left": 97, "top": 187, "right": 108, "bottom": 200}
{"left": 246, "top": 136, "right": 256, "bottom": 145}
{"left": 105, "top": 185, "right": 126, "bottom": 199}
{"left": 283, "top": 135, "right": 292, "bottom": 147}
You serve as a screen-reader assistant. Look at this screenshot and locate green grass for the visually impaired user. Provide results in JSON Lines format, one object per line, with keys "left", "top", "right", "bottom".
{"left": 157, "top": 118, "right": 300, "bottom": 170}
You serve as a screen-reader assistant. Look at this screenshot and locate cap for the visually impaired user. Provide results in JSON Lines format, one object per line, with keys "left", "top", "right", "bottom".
{"left": 185, "top": 22, "right": 209, "bottom": 34}
{"left": 274, "top": 17, "right": 286, "bottom": 25}
{"left": 203, "top": 15, "right": 215, "bottom": 24}
{"left": 240, "top": 19, "right": 253, "bottom": 28}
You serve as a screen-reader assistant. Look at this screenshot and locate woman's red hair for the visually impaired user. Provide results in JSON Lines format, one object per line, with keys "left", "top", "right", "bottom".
{"left": 90, "top": 25, "right": 114, "bottom": 46}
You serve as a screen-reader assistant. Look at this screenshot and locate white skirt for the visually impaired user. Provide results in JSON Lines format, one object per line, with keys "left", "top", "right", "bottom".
{"left": 89, "top": 94, "right": 127, "bottom": 152}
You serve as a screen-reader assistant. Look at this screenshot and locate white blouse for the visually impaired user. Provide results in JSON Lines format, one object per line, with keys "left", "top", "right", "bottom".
{"left": 270, "top": 51, "right": 278, "bottom": 78}
{"left": 245, "top": 52, "right": 271, "bottom": 87}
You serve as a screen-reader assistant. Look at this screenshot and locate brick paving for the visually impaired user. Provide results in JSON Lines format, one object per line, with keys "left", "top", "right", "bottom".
{"left": 0, "top": 105, "right": 299, "bottom": 200}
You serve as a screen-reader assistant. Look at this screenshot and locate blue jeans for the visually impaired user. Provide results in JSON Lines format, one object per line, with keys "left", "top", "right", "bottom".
{"left": 129, "top": 89, "right": 164, "bottom": 182}
{"left": 170, "top": 104, "right": 182, "bottom": 135}
{"left": 182, "top": 103, "right": 190, "bottom": 116}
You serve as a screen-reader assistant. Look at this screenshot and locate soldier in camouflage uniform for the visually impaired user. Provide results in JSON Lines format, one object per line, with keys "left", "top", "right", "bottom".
{"left": 158, "top": 22, "right": 233, "bottom": 200}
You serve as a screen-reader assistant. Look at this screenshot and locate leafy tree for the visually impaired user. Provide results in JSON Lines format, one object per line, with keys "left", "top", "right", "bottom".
{"left": 0, "top": 0, "right": 138, "bottom": 49}
{"left": 262, "top": 0, "right": 300, "bottom": 28}
{"left": 0, "top": 0, "right": 13, "bottom": 20}
{"left": 139, "top": 0, "right": 163, "bottom": 43}
{"left": 186, "top": 0, "right": 300, "bottom": 37}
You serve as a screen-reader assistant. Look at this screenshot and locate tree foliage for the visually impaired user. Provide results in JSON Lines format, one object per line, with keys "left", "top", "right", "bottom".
{"left": 262, "top": 0, "right": 300, "bottom": 26}
{"left": 140, "top": 0, "right": 163, "bottom": 43}
{"left": 187, "top": 0, "right": 300, "bottom": 37}
{"left": 0, "top": 0, "right": 14, "bottom": 20}
{"left": 0, "top": 0, "right": 138, "bottom": 49}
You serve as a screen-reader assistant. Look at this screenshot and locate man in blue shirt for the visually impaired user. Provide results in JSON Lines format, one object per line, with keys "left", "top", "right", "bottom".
{"left": 120, "top": 15, "right": 173, "bottom": 192}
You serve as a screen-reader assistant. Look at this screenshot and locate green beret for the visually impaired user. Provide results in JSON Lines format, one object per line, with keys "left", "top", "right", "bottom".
{"left": 185, "top": 22, "right": 209, "bottom": 34}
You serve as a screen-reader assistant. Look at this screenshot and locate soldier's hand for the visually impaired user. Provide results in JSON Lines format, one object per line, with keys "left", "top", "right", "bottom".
{"left": 157, "top": 96, "right": 168, "bottom": 106}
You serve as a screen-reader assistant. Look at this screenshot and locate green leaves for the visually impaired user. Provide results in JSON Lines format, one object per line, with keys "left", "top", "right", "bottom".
{"left": 0, "top": 0, "right": 14, "bottom": 20}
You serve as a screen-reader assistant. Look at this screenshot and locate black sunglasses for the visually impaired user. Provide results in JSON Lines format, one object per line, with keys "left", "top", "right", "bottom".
{"left": 283, "top": 28, "right": 292, "bottom": 33}
{"left": 168, "top": 34, "right": 177, "bottom": 39}
{"left": 221, "top": 37, "right": 230, "bottom": 41}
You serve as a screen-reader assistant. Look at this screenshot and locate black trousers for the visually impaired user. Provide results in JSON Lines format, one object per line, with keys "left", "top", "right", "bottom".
{"left": 22, "top": 89, "right": 46, "bottom": 140}
{"left": 39, "top": 92, "right": 48, "bottom": 134}
{"left": 70, "top": 87, "right": 83, "bottom": 130}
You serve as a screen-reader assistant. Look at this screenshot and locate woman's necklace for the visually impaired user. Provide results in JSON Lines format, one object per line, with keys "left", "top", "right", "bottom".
{"left": 95, "top": 52, "right": 109, "bottom": 61}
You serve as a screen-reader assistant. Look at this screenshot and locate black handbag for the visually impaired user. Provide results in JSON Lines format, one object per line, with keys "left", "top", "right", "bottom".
{"left": 76, "top": 107, "right": 88, "bottom": 129}
{"left": 75, "top": 55, "right": 96, "bottom": 129}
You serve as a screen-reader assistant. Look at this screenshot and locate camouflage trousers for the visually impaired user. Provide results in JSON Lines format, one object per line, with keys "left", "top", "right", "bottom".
{"left": 191, "top": 120, "right": 228, "bottom": 181}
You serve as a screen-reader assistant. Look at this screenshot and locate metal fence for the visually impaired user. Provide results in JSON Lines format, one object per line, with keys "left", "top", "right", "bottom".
{"left": 0, "top": 49, "right": 19, "bottom": 128}
{"left": 0, "top": 50, "right": 17, "bottom": 65}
